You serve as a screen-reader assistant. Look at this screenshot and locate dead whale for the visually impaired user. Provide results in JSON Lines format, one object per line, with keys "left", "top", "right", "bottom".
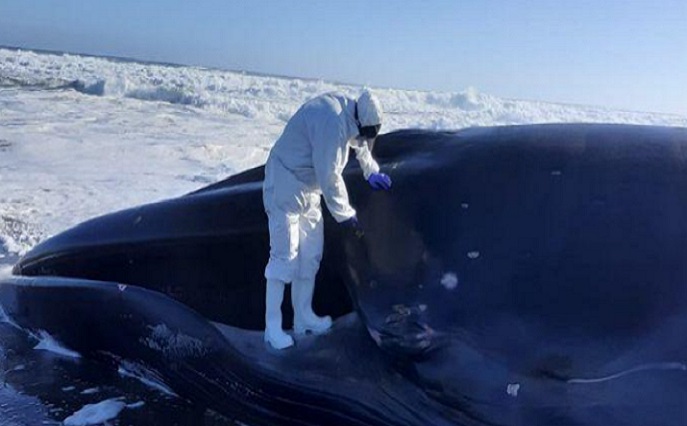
{"left": 3, "top": 124, "right": 687, "bottom": 425}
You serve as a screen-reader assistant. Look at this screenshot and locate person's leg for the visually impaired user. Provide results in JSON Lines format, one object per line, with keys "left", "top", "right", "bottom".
{"left": 292, "top": 195, "right": 332, "bottom": 334}
{"left": 264, "top": 279, "right": 294, "bottom": 349}
{"left": 263, "top": 211, "right": 299, "bottom": 349}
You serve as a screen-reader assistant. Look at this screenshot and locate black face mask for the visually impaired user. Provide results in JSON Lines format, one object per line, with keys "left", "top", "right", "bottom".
{"left": 359, "top": 124, "right": 381, "bottom": 140}
{"left": 355, "top": 101, "right": 381, "bottom": 141}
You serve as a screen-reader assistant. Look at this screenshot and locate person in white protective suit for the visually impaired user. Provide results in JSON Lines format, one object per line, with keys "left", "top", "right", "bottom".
{"left": 262, "top": 90, "right": 392, "bottom": 350}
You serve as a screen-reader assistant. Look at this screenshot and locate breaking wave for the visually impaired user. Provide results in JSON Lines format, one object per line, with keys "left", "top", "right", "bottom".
{"left": 70, "top": 78, "right": 208, "bottom": 107}
{"left": 0, "top": 48, "right": 335, "bottom": 121}
{"left": 0, "top": 47, "right": 508, "bottom": 125}
{"left": 0, "top": 216, "right": 45, "bottom": 257}
{"left": 2, "top": 46, "right": 685, "bottom": 130}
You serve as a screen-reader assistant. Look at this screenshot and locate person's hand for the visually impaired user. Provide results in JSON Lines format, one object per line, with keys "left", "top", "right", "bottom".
{"left": 340, "top": 216, "right": 364, "bottom": 238}
{"left": 367, "top": 173, "right": 392, "bottom": 191}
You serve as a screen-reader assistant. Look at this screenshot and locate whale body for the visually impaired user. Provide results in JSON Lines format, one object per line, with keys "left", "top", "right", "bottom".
{"left": 2, "top": 124, "right": 687, "bottom": 425}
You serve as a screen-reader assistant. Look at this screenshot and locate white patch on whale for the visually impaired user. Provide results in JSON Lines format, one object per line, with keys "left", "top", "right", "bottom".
{"left": 141, "top": 323, "right": 207, "bottom": 358}
{"left": 33, "top": 330, "right": 81, "bottom": 359}
{"left": 0, "top": 304, "right": 10, "bottom": 324}
{"left": 118, "top": 360, "right": 178, "bottom": 397}
{"left": 507, "top": 383, "right": 520, "bottom": 397}
{"left": 440, "top": 273, "right": 458, "bottom": 290}
{"left": 0, "top": 303, "right": 23, "bottom": 332}
{"left": 126, "top": 401, "right": 145, "bottom": 409}
{"left": 568, "top": 362, "right": 687, "bottom": 384}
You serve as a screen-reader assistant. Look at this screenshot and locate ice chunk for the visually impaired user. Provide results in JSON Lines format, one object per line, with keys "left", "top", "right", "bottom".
{"left": 62, "top": 398, "right": 126, "bottom": 426}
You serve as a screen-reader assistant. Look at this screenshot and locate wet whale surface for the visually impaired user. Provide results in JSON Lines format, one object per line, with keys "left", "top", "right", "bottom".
{"left": 3, "top": 124, "right": 687, "bottom": 425}
{"left": 340, "top": 125, "right": 687, "bottom": 424}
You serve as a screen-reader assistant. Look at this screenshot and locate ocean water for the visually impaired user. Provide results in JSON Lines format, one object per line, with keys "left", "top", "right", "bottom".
{"left": 1, "top": 47, "right": 686, "bottom": 425}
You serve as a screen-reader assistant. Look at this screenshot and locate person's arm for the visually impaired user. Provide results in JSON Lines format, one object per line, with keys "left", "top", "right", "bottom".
{"left": 352, "top": 141, "right": 380, "bottom": 180}
{"left": 312, "top": 117, "right": 356, "bottom": 223}
{"left": 355, "top": 140, "right": 392, "bottom": 191}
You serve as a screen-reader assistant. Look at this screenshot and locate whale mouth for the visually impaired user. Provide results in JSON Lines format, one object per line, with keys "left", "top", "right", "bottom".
{"left": 567, "top": 362, "right": 687, "bottom": 384}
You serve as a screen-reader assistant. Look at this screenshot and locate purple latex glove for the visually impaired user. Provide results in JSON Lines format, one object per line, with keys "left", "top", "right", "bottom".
{"left": 340, "top": 216, "right": 364, "bottom": 238}
{"left": 367, "top": 173, "right": 392, "bottom": 191}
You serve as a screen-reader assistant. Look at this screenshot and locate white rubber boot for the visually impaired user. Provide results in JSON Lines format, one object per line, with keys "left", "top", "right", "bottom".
{"left": 292, "top": 278, "right": 332, "bottom": 335}
{"left": 264, "top": 279, "right": 294, "bottom": 349}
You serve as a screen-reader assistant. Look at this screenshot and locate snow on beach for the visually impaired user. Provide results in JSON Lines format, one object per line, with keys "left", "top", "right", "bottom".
{"left": 1, "top": 47, "right": 686, "bottom": 256}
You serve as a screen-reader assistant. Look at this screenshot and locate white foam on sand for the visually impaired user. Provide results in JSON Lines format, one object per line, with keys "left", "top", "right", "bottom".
{"left": 0, "top": 265, "right": 13, "bottom": 280}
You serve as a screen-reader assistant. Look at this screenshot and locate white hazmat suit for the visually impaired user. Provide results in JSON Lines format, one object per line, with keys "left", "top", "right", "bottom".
{"left": 263, "top": 91, "right": 383, "bottom": 349}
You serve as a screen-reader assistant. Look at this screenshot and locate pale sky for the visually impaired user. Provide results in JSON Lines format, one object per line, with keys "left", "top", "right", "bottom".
{"left": 1, "top": 0, "right": 685, "bottom": 114}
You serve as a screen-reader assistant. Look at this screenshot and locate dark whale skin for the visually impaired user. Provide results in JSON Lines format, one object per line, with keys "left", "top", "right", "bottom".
{"left": 5, "top": 124, "right": 687, "bottom": 425}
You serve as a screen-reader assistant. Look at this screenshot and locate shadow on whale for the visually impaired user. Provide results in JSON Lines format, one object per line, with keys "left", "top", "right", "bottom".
{"left": 2, "top": 124, "right": 687, "bottom": 425}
